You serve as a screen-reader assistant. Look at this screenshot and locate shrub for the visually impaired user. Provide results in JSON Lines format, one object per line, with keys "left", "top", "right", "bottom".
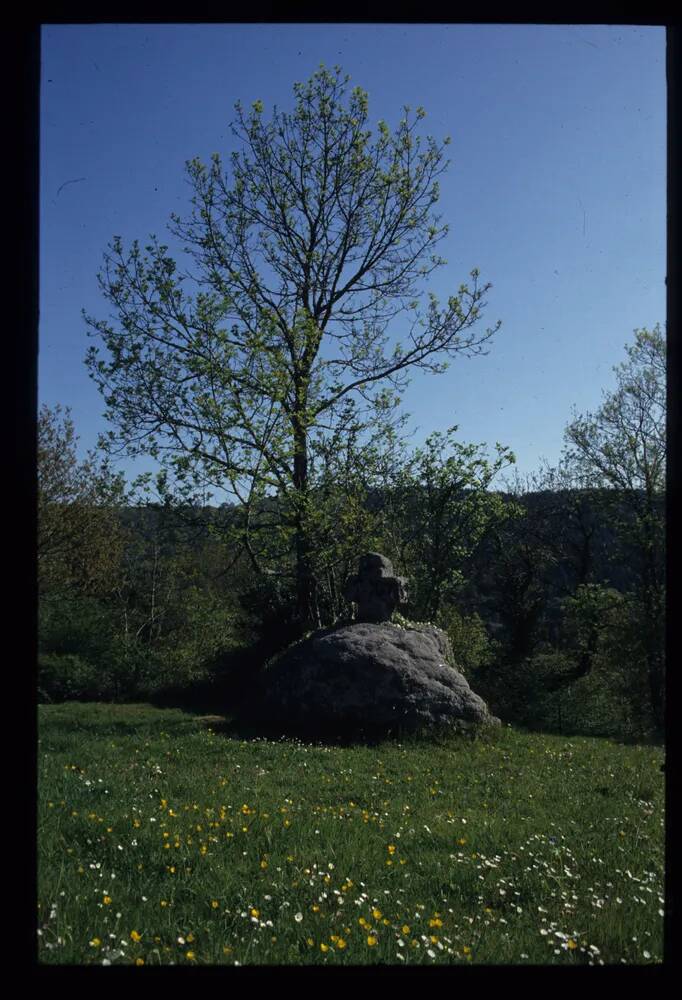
{"left": 38, "top": 652, "right": 117, "bottom": 703}
{"left": 437, "top": 606, "right": 499, "bottom": 676}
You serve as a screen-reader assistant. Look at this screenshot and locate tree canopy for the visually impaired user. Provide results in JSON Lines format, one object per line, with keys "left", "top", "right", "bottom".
{"left": 563, "top": 325, "right": 665, "bottom": 499}
{"left": 562, "top": 324, "right": 666, "bottom": 727}
{"left": 38, "top": 403, "right": 126, "bottom": 595}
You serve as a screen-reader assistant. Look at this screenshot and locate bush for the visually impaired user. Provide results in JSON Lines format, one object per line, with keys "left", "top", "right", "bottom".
{"left": 237, "top": 574, "right": 303, "bottom": 652}
{"left": 438, "top": 606, "right": 499, "bottom": 676}
{"left": 38, "top": 652, "right": 117, "bottom": 703}
{"left": 471, "top": 644, "right": 655, "bottom": 740}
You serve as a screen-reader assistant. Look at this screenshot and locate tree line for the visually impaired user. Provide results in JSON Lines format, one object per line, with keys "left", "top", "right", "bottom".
{"left": 38, "top": 323, "right": 665, "bottom": 739}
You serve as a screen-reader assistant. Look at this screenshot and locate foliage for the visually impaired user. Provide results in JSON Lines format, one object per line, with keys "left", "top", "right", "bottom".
{"left": 473, "top": 582, "right": 657, "bottom": 740}
{"left": 438, "top": 607, "right": 498, "bottom": 677}
{"left": 502, "top": 466, "right": 613, "bottom": 597}
{"left": 562, "top": 325, "right": 665, "bottom": 730}
{"left": 37, "top": 653, "right": 115, "bottom": 703}
{"left": 38, "top": 403, "right": 127, "bottom": 595}
{"left": 377, "top": 427, "right": 518, "bottom": 621}
{"left": 471, "top": 504, "right": 556, "bottom": 668}
{"left": 41, "top": 327, "right": 664, "bottom": 736}
{"left": 563, "top": 325, "right": 665, "bottom": 496}
{"left": 561, "top": 583, "right": 625, "bottom": 669}
{"left": 38, "top": 458, "right": 244, "bottom": 703}
{"left": 84, "top": 65, "right": 500, "bottom": 625}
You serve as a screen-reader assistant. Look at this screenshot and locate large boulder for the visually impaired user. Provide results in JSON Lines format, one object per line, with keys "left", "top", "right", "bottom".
{"left": 253, "top": 621, "right": 500, "bottom": 738}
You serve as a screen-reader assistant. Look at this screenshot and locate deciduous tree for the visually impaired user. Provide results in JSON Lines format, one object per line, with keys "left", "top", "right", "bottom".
{"left": 85, "top": 66, "right": 500, "bottom": 627}
{"left": 38, "top": 403, "right": 126, "bottom": 594}
{"left": 381, "top": 427, "right": 517, "bottom": 622}
{"left": 563, "top": 325, "right": 665, "bottom": 728}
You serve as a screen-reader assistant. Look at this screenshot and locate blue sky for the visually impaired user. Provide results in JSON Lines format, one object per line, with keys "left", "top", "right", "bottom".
{"left": 40, "top": 23, "right": 666, "bottom": 489}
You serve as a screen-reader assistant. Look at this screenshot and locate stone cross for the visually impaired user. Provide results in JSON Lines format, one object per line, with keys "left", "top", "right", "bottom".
{"left": 343, "top": 552, "right": 409, "bottom": 623}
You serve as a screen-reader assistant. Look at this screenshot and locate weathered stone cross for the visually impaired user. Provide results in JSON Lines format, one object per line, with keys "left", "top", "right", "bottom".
{"left": 343, "top": 552, "right": 409, "bottom": 623}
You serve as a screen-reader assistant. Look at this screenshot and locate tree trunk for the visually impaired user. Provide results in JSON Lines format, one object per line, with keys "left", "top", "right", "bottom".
{"left": 292, "top": 410, "right": 320, "bottom": 631}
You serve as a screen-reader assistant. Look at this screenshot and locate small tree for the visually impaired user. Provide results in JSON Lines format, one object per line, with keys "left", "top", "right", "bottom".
{"left": 85, "top": 65, "right": 500, "bottom": 628}
{"left": 381, "top": 426, "right": 517, "bottom": 622}
{"left": 38, "top": 403, "right": 126, "bottom": 595}
{"left": 563, "top": 325, "right": 665, "bottom": 729}
{"left": 38, "top": 404, "right": 129, "bottom": 700}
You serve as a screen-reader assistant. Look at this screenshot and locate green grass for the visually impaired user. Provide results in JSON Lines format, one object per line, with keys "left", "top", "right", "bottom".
{"left": 37, "top": 702, "right": 665, "bottom": 966}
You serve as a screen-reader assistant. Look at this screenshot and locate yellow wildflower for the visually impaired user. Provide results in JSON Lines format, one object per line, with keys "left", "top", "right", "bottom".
{"left": 367, "top": 935, "right": 378, "bottom": 947}
{"left": 130, "top": 930, "right": 142, "bottom": 943}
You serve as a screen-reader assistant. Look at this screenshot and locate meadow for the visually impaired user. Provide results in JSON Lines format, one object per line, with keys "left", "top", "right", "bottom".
{"left": 37, "top": 702, "right": 665, "bottom": 966}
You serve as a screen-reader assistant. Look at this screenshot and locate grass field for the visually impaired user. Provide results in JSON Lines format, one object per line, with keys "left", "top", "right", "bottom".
{"left": 37, "top": 702, "right": 665, "bottom": 966}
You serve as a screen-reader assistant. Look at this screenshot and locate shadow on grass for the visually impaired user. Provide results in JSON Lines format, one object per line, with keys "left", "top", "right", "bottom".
{"left": 184, "top": 703, "right": 503, "bottom": 750}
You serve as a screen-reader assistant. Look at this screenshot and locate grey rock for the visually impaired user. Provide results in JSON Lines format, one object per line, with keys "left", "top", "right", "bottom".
{"left": 257, "top": 621, "right": 500, "bottom": 737}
